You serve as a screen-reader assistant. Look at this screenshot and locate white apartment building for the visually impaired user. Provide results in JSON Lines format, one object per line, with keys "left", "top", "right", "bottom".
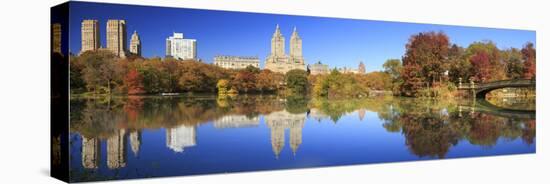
{"left": 166, "top": 33, "right": 197, "bottom": 60}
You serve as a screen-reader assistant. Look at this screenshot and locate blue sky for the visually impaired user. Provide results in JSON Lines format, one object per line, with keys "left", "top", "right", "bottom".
{"left": 69, "top": 2, "right": 535, "bottom": 72}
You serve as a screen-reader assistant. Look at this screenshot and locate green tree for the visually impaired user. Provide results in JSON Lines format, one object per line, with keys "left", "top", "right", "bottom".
{"left": 501, "top": 48, "right": 524, "bottom": 79}
{"left": 447, "top": 44, "right": 471, "bottom": 84}
{"left": 383, "top": 59, "right": 402, "bottom": 80}
{"left": 383, "top": 59, "right": 403, "bottom": 94}
{"left": 285, "top": 69, "right": 309, "bottom": 95}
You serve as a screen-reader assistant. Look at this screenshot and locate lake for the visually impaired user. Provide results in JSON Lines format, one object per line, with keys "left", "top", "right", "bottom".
{"left": 68, "top": 95, "right": 535, "bottom": 182}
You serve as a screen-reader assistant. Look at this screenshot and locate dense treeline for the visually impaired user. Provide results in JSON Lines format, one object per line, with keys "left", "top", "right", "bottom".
{"left": 71, "top": 31, "right": 535, "bottom": 98}
{"left": 395, "top": 31, "right": 536, "bottom": 97}
{"left": 70, "top": 50, "right": 285, "bottom": 95}
{"left": 70, "top": 50, "right": 391, "bottom": 97}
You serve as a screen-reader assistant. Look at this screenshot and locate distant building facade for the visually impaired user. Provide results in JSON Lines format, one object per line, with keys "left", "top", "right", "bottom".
{"left": 106, "top": 19, "right": 127, "bottom": 58}
{"left": 338, "top": 67, "right": 359, "bottom": 74}
{"left": 213, "top": 115, "right": 260, "bottom": 128}
{"left": 308, "top": 61, "right": 329, "bottom": 75}
{"left": 129, "top": 31, "right": 141, "bottom": 56}
{"left": 214, "top": 55, "right": 260, "bottom": 69}
{"left": 166, "top": 33, "right": 197, "bottom": 60}
{"left": 358, "top": 61, "right": 366, "bottom": 74}
{"left": 80, "top": 20, "right": 100, "bottom": 54}
{"left": 52, "top": 23, "right": 62, "bottom": 55}
{"left": 265, "top": 25, "right": 306, "bottom": 74}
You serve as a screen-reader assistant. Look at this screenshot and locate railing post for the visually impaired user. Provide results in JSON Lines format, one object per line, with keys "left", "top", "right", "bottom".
{"left": 470, "top": 78, "right": 476, "bottom": 98}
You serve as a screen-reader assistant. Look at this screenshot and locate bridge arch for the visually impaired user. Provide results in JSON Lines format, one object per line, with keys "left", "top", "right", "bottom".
{"left": 458, "top": 79, "right": 536, "bottom": 99}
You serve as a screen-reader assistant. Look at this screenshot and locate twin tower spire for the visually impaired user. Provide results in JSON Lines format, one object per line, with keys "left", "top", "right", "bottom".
{"left": 271, "top": 24, "right": 302, "bottom": 58}
{"left": 265, "top": 24, "right": 306, "bottom": 74}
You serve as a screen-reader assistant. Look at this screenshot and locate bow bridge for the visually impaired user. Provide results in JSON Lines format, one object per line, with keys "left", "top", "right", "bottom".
{"left": 458, "top": 79, "right": 536, "bottom": 98}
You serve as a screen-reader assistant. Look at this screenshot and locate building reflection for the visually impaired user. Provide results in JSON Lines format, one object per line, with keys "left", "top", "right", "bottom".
{"left": 358, "top": 109, "right": 366, "bottom": 121}
{"left": 107, "top": 129, "right": 127, "bottom": 169}
{"left": 129, "top": 131, "right": 141, "bottom": 157}
{"left": 308, "top": 108, "right": 329, "bottom": 122}
{"left": 81, "top": 136, "right": 100, "bottom": 169}
{"left": 264, "top": 110, "right": 306, "bottom": 158}
{"left": 166, "top": 125, "right": 196, "bottom": 153}
{"left": 214, "top": 115, "right": 260, "bottom": 128}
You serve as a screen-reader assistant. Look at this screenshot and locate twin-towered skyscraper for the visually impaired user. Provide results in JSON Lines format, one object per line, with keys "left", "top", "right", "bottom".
{"left": 80, "top": 19, "right": 141, "bottom": 57}
{"left": 265, "top": 25, "right": 306, "bottom": 74}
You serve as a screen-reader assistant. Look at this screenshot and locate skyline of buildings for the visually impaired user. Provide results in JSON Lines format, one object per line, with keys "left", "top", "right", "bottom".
{"left": 78, "top": 19, "right": 377, "bottom": 73}
{"left": 69, "top": 2, "right": 535, "bottom": 72}
{"left": 166, "top": 32, "right": 197, "bottom": 60}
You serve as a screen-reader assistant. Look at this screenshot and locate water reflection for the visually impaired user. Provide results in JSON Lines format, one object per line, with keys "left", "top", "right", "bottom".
{"left": 166, "top": 125, "right": 196, "bottom": 152}
{"left": 265, "top": 110, "right": 306, "bottom": 157}
{"left": 69, "top": 95, "right": 535, "bottom": 182}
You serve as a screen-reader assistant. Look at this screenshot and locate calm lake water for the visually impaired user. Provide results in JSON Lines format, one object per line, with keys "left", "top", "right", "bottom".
{"left": 68, "top": 95, "right": 535, "bottom": 182}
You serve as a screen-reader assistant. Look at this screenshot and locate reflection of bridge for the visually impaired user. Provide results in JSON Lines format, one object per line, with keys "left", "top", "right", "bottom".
{"left": 458, "top": 99, "right": 535, "bottom": 119}
{"left": 458, "top": 79, "right": 536, "bottom": 98}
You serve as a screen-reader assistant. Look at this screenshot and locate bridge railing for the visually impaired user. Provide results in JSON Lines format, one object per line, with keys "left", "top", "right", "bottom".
{"left": 458, "top": 79, "right": 535, "bottom": 90}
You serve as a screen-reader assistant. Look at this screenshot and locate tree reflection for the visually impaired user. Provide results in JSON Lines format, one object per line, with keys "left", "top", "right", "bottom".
{"left": 70, "top": 95, "right": 535, "bottom": 165}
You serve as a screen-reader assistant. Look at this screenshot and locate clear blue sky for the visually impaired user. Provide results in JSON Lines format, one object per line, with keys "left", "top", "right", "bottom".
{"left": 69, "top": 2, "right": 535, "bottom": 72}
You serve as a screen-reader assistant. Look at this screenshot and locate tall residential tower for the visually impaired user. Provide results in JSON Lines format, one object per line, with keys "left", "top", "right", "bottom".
{"left": 166, "top": 33, "right": 197, "bottom": 60}
{"left": 80, "top": 20, "right": 100, "bottom": 54}
{"left": 129, "top": 31, "right": 141, "bottom": 56}
{"left": 106, "top": 19, "right": 127, "bottom": 58}
{"left": 265, "top": 25, "right": 306, "bottom": 74}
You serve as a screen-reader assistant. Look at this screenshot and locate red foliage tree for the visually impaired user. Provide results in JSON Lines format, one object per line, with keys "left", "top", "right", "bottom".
{"left": 232, "top": 71, "right": 256, "bottom": 93}
{"left": 400, "top": 31, "right": 450, "bottom": 96}
{"left": 125, "top": 69, "right": 145, "bottom": 95}
{"left": 470, "top": 51, "right": 492, "bottom": 82}
{"left": 521, "top": 42, "right": 536, "bottom": 79}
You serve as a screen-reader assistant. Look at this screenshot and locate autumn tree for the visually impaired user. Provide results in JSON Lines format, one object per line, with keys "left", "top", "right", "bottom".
{"left": 400, "top": 31, "right": 450, "bottom": 96}
{"left": 521, "top": 42, "right": 536, "bottom": 79}
{"left": 447, "top": 44, "right": 471, "bottom": 84}
{"left": 69, "top": 55, "right": 86, "bottom": 93}
{"left": 124, "top": 69, "right": 145, "bottom": 95}
{"left": 217, "top": 79, "right": 230, "bottom": 95}
{"left": 256, "top": 69, "right": 282, "bottom": 92}
{"left": 232, "top": 70, "right": 256, "bottom": 93}
{"left": 469, "top": 51, "right": 492, "bottom": 82}
{"left": 466, "top": 41, "right": 505, "bottom": 82}
{"left": 80, "top": 50, "right": 117, "bottom": 94}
